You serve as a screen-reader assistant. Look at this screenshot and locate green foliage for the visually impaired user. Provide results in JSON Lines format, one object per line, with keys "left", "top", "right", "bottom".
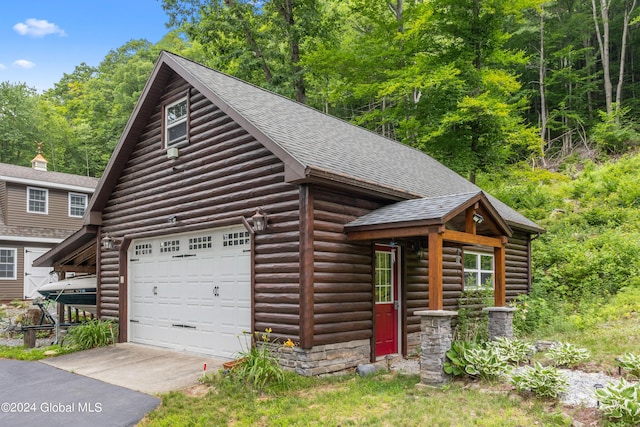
{"left": 545, "top": 342, "right": 590, "bottom": 368}
{"left": 463, "top": 346, "right": 512, "bottom": 382}
{"left": 487, "top": 337, "right": 534, "bottom": 365}
{"left": 454, "top": 288, "right": 493, "bottom": 342}
{"left": 592, "top": 107, "right": 640, "bottom": 154}
{"left": 64, "top": 319, "right": 117, "bottom": 351}
{"left": 0, "top": 345, "right": 73, "bottom": 361}
{"left": 595, "top": 378, "right": 640, "bottom": 426}
{"left": 616, "top": 353, "right": 640, "bottom": 380}
{"left": 232, "top": 328, "right": 285, "bottom": 392}
{"left": 510, "top": 362, "right": 569, "bottom": 399}
{"left": 444, "top": 341, "right": 472, "bottom": 376}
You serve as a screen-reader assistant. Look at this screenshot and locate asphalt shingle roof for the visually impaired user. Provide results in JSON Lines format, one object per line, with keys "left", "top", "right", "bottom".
{"left": 166, "top": 53, "right": 542, "bottom": 232}
{"left": 0, "top": 163, "right": 99, "bottom": 190}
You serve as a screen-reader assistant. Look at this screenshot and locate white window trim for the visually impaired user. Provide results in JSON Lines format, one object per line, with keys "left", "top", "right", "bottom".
{"left": 27, "top": 186, "right": 48, "bottom": 215}
{"left": 0, "top": 247, "right": 17, "bottom": 280}
{"left": 68, "top": 192, "right": 88, "bottom": 218}
{"left": 463, "top": 251, "right": 494, "bottom": 290}
{"left": 164, "top": 97, "right": 188, "bottom": 148}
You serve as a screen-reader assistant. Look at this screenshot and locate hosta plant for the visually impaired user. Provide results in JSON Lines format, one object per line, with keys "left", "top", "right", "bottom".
{"left": 444, "top": 341, "right": 473, "bottom": 376}
{"left": 545, "top": 342, "right": 590, "bottom": 368}
{"left": 487, "top": 337, "right": 534, "bottom": 365}
{"left": 616, "top": 352, "right": 640, "bottom": 379}
{"left": 463, "top": 346, "right": 511, "bottom": 382}
{"left": 510, "top": 362, "right": 569, "bottom": 399}
{"left": 595, "top": 378, "right": 640, "bottom": 426}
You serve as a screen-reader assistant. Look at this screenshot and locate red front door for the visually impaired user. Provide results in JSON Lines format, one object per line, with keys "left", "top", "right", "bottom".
{"left": 375, "top": 245, "right": 398, "bottom": 356}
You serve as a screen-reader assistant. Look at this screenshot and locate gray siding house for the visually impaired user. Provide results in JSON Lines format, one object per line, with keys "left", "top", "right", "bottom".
{"left": 0, "top": 154, "right": 98, "bottom": 301}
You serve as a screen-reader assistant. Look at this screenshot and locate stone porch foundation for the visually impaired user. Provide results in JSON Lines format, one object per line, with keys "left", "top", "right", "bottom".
{"left": 273, "top": 339, "right": 370, "bottom": 376}
{"left": 414, "top": 310, "right": 458, "bottom": 386}
{"left": 483, "top": 306, "right": 517, "bottom": 340}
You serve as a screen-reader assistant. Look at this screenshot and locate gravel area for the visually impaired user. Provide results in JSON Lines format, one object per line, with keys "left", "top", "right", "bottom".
{"left": 389, "top": 357, "right": 620, "bottom": 408}
{"left": 0, "top": 303, "right": 58, "bottom": 348}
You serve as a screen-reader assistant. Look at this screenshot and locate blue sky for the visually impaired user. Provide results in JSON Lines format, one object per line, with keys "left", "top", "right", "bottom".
{"left": 0, "top": 0, "right": 170, "bottom": 92}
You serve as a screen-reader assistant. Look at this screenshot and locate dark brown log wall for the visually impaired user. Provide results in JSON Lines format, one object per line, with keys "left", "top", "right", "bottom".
{"left": 312, "top": 188, "right": 382, "bottom": 346}
{"left": 100, "top": 75, "right": 301, "bottom": 341}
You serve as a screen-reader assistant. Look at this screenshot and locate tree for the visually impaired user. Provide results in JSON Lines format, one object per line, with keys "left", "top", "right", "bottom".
{"left": 0, "top": 82, "right": 42, "bottom": 165}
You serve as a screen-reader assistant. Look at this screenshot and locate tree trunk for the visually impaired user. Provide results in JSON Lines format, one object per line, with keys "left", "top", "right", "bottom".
{"left": 591, "top": 0, "right": 612, "bottom": 115}
{"left": 615, "top": 0, "right": 637, "bottom": 119}
{"left": 539, "top": 7, "right": 548, "bottom": 148}
{"left": 277, "top": 0, "right": 306, "bottom": 104}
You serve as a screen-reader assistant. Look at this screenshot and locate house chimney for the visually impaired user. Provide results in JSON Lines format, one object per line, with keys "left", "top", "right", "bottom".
{"left": 31, "top": 142, "right": 48, "bottom": 171}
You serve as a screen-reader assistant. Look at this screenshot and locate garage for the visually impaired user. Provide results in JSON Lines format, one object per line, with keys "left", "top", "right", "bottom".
{"left": 128, "top": 226, "right": 251, "bottom": 358}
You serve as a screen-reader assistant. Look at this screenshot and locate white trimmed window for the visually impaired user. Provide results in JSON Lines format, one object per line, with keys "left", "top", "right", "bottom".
{"left": 165, "top": 97, "right": 188, "bottom": 148}
{"left": 27, "top": 187, "right": 48, "bottom": 214}
{"left": 463, "top": 251, "right": 494, "bottom": 289}
{"left": 0, "top": 248, "right": 16, "bottom": 280}
{"left": 69, "top": 193, "right": 88, "bottom": 217}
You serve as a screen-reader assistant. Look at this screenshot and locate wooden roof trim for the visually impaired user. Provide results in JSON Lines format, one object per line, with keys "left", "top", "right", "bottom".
{"left": 32, "top": 225, "right": 98, "bottom": 267}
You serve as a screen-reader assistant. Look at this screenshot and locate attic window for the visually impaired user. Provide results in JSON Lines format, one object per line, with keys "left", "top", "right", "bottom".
{"left": 165, "top": 97, "right": 188, "bottom": 148}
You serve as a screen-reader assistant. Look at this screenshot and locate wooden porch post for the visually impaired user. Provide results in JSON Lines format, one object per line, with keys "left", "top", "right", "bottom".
{"left": 428, "top": 228, "right": 444, "bottom": 310}
{"left": 299, "top": 185, "right": 314, "bottom": 349}
{"left": 493, "top": 238, "right": 507, "bottom": 307}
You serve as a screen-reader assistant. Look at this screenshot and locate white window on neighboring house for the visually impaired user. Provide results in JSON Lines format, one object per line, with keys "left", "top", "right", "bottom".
{"left": 69, "top": 193, "right": 88, "bottom": 217}
{"left": 0, "top": 248, "right": 16, "bottom": 280}
{"left": 27, "top": 187, "right": 48, "bottom": 214}
{"left": 463, "top": 251, "right": 494, "bottom": 289}
{"left": 165, "top": 97, "right": 188, "bottom": 148}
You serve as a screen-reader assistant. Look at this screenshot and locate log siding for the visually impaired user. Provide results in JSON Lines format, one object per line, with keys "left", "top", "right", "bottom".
{"left": 99, "top": 76, "right": 301, "bottom": 341}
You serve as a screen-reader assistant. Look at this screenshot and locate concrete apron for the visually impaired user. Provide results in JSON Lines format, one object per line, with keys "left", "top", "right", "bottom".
{"left": 41, "top": 342, "right": 226, "bottom": 394}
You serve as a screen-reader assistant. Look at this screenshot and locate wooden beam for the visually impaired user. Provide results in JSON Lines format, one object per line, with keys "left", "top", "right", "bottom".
{"left": 428, "top": 231, "right": 444, "bottom": 310}
{"left": 494, "top": 242, "right": 506, "bottom": 307}
{"left": 299, "top": 185, "right": 314, "bottom": 349}
{"left": 346, "top": 225, "right": 431, "bottom": 241}
{"left": 442, "top": 229, "right": 503, "bottom": 248}
{"left": 465, "top": 204, "right": 478, "bottom": 235}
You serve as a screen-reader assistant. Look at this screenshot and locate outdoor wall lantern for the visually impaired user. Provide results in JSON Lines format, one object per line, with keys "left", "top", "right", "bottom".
{"left": 472, "top": 213, "right": 484, "bottom": 224}
{"left": 251, "top": 208, "right": 268, "bottom": 232}
{"left": 167, "top": 215, "right": 178, "bottom": 224}
{"left": 101, "top": 234, "right": 120, "bottom": 251}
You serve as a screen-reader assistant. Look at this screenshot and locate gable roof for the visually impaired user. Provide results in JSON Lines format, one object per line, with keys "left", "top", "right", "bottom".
{"left": 344, "top": 191, "right": 512, "bottom": 236}
{"left": 86, "top": 51, "right": 542, "bottom": 233}
{"left": 0, "top": 162, "right": 99, "bottom": 192}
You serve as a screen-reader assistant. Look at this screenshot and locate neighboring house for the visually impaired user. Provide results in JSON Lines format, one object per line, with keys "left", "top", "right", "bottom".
{"left": 0, "top": 153, "right": 98, "bottom": 301}
{"left": 35, "top": 52, "right": 543, "bottom": 375}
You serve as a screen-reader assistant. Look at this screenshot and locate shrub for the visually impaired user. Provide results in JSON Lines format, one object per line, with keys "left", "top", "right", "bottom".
{"left": 463, "top": 346, "right": 511, "bottom": 382}
{"left": 616, "top": 353, "right": 640, "bottom": 379}
{"left": 545, "top": 342, "right": 590, "bottom": 368}
{"left": 510, "top": 362, "right": 569, "bottom": 399}
{"left": 233, "top": 328, "right": 284, "bottom": 391}
{"left": 444, "top": 341, "right": 473, "bottom": 377}
{"left": 595, "top": 378, "right": 640, "bottom": 426}
{"left": 64, "top": 319, "right": 117, "bottom": 350}
{"left": 487, "top": 337, "right": 534, "bottom": 365}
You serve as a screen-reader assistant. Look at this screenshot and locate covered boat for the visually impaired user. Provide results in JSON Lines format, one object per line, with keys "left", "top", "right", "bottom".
{"left": 37, "top": 275, "right": 97, "bottom": 315}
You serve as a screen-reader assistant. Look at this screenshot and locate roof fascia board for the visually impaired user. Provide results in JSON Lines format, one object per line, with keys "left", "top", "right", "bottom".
{"left": 0, "top": 176, "right": 95, "bottom": 193}
{"left": 0, "top": 236, "right": 64, "bottom": 244}
{"left": 440, "top": 192, "right": 513, "bottom": 237}
{"left": 84, "top": 56, "right": 173, "bottom": 224}
{"left": 32, "top": 225, "right": 98, "bottom": 267}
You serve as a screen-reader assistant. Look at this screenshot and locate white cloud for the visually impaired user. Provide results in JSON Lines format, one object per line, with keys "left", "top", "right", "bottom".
{"left": 0, "top": 64, "right": 6, "bottom": 70}
{"left": 13, "top": 59, "right": 35, "bottom": 69}
{"left": 13, "top": 18, "right": 66, "bottom": 38}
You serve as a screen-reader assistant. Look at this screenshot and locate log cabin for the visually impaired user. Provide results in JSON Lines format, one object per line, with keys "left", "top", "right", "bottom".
{"left": 35, "top": 52, "right": 543, "bottom": 375}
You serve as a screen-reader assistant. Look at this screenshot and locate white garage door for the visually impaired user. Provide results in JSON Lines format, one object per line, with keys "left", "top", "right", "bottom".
{"left": 128, "top": 226, "right": 251, "bottom": 358}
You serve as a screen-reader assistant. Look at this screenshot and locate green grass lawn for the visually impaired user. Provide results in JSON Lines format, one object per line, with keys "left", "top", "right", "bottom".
{"left": 140, "top": 372, "right": 568, "bottom": 427}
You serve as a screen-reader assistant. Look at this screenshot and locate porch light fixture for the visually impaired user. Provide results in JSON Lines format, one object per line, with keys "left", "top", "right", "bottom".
{"left": 472, "top": 213, "right": 484, "bottom": 224}
{"left": 251, "top": 208, "right": 268, "bottom": 232}
{"left": 167, "top": 215, "right": 178, "bottom": 224}
{"left": 101, "top": 234, "right": 120, "bottom": 251}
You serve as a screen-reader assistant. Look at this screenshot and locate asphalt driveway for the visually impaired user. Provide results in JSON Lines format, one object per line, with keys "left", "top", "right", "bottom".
{"left": 0, "top": 358, "right": 160, "bottom": 427}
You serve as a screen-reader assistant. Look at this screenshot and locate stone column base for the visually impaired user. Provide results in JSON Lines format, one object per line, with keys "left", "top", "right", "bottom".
{"left": 483, "top": 306, "right": 516, "bottom": 340}
{"left": 414, "top": 310, "right": 458, "bottom": 386}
